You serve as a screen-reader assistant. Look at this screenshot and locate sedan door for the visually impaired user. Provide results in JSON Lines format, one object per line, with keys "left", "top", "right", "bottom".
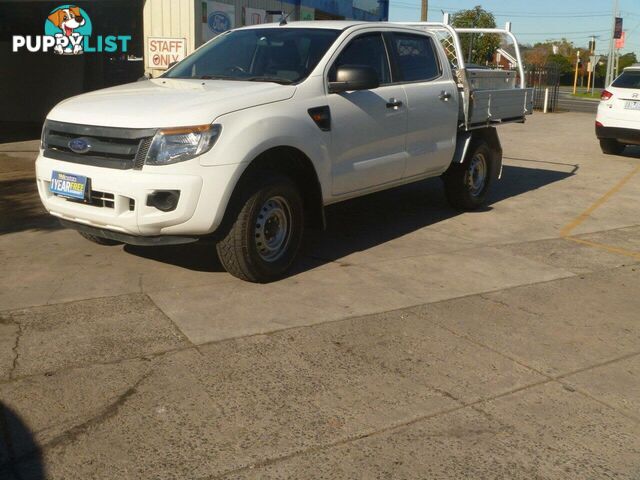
{"left": 327, "top": 32, "right": 408, "bottom": 196}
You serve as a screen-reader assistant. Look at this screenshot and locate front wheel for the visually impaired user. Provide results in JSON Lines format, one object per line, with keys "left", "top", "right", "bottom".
{"left": 599, "top": 139, "right": 625, "bottom": 155}
{"left": 442, "top": 140, "right": 496, "bottom": 210}
{"left": 216, "top": 175, "right": 304, "bottom": 283}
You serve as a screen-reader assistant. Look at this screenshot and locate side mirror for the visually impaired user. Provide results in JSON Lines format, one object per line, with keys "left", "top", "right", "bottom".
{"left": 328, "top": 66, "right": 379, "bottom": 94}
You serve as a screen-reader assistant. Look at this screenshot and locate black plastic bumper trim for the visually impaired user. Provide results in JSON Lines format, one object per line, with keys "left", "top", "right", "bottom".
{"left": 59, "top": 219, "right": 199, "bottom": 246}
{"left": 596, "top": 125, "right": 640, "bottom": 144}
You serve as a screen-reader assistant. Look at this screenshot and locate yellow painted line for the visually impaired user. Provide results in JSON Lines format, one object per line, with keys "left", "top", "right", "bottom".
{"left": 560, "top": 163, "right": 640, "bottom": 260}
{"left": 565, "top": 237, "right": 640, "bottom": 260}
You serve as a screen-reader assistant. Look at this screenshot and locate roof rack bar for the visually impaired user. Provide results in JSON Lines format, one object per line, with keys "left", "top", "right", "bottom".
{"left": 454, "top": 27, "right": 526, "bottom": 88}
{"left": 397, "top": 17, "right": 527, "bottom": 90}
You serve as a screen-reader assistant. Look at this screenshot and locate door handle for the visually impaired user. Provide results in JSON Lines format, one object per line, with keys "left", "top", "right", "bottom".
{"left": 439, "top": 91, "right": 452, "bottom": 102}
{"left": 386, "top": 98, "right": 403, "bottom": 109}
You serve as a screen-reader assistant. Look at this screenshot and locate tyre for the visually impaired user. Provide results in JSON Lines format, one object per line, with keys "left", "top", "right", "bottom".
{"left": 78, "top": 231, "right": 122, "bottom": 246}
{"left": 599, "top": 138, "right": 625, "bottom": 155}
{"left": 216, "top": 174, "right": 304, "bottom": 283}
{"left": 443, "top": 140, "right": 495, "bottom": 210}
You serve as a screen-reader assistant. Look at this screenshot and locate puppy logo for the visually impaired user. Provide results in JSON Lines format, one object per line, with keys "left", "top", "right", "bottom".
{"left": 44, "top": 5, "right": 92, "bottom": 55}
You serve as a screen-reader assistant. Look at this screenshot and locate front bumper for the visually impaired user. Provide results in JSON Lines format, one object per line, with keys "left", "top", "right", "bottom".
{"left": 596, "top": 124, "right": 640, "bottom": 145}
{"left": 36, "top": 153, "right": 242, "bottom": 237}
{"left": 59, "top": 219, "right": 199, "bottom": 245}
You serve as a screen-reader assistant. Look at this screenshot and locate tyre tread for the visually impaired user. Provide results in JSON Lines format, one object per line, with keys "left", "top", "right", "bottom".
{"left": 215, "top": 174, "right": 303, "bottom": 283}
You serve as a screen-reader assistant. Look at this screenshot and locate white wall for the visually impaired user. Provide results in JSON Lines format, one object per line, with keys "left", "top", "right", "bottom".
{"left": 143, "top": 0, "right": 197, "bottom": 77}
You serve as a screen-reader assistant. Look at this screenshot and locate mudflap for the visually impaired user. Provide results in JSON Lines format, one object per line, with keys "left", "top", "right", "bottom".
{"left": 453, "top": 128, "right": 503, "bottom": 179}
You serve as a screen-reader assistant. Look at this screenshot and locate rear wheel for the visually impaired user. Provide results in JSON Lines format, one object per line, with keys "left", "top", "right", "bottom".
{"left": 216, "top": 174, "right": 304, "bottom": 283}
{"left": 599, "top": 138, "right": 625, "bottom": 155}
{"left": 443, "top": 140, "right": 495, "bottom": 210}
{"left": 78, "top": 231, "right": 121, "bottom": 246}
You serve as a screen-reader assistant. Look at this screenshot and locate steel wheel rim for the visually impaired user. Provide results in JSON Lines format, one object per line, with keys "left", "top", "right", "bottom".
{"left": 467, "top": 153, "right": 487, "bottom": 197}
{"left": 254, "top": 196, "right": 292, "bottom": 262}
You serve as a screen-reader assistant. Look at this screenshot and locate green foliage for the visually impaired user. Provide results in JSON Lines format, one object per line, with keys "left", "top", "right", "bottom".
{"left": 451, "top": 6, "right": 500, "bottom": 65}
{"left": 619, "top": 52, "right": 637, "bottom": 71}
{"left": 546, "top": 54, "right": 572, "bottom": 73}
{"left": 595, "top": 53, "right": 637, "bottom": 81}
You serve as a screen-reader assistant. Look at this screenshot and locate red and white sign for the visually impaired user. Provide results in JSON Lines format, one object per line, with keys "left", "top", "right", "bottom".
{"left": 146, "top": 37, "right": 187, "bottom": 70}
{"left": 616, "top": 31, "right": 626, "bottom": 50}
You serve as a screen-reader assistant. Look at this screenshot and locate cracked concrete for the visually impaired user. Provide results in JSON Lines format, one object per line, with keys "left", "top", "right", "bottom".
{"left": 9, "top": 321, "right": 23, "bottom": 381}
{"left": 42, "top": 366, "right": 156, "bottom": 452}
{"left": 2, "top": 113, "right": 640, "bottom": 478}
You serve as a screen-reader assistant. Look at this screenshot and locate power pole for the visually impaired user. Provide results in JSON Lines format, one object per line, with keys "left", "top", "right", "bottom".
{"left": 606, "top": 0, "right": 620, "bottom": 87}
{"left": 587, "top": 36, "right": 595, "bottom": 93}
{"left": 421, "top": 0, "right": 428, "bottom": 21}
{"left": 573, "top": 50, "right": 581, "bottom": 95}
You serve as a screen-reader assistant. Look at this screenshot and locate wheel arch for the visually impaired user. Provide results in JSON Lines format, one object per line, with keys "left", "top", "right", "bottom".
{"left": 451, "top": 127, "right": 503, "bottom": 179}
{"left": 224, "top": 146, "right": 326, "bottom": 233}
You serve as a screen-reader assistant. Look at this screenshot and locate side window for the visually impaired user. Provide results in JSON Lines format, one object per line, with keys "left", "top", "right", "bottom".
{"left": 329, "top": 33, "right": 390, "bottom": 85}
{"left": 391, "top": 33, "right": 441, "bottom": 82}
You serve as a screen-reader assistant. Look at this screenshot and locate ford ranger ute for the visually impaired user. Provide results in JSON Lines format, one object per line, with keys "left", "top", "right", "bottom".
{"left": 36, "top": 18, "right": 533, "bottom": 282}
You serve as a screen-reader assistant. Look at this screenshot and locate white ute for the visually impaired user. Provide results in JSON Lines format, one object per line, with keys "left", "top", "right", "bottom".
{"left": 36, "top": 18, "right": 533, "bottom": 282}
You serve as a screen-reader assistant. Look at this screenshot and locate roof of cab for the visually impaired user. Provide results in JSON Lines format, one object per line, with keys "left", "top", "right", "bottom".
{"left": 234, "top": 20, "right": 370, "bottom": 31}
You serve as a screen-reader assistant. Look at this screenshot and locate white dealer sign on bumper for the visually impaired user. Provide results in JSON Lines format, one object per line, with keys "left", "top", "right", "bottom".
{"left": 146, "top": 37, "right": 187, "bottom": 70}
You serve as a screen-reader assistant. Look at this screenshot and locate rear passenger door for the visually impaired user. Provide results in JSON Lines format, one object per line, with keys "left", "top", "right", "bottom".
{"left": 386, "top": 31, "right": 458, "bottom": 178}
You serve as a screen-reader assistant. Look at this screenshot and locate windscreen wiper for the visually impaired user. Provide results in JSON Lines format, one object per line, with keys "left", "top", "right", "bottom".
{"left": 244, "top": 76, "right": 294, "bottom": 85}
{"left": 198, "top": 74, "right": 237, "bottom": 80}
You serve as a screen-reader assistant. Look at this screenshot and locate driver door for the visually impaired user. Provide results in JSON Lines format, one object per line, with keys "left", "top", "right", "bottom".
{"left": 327, "top": 32, "right": 408, "bottom": 196}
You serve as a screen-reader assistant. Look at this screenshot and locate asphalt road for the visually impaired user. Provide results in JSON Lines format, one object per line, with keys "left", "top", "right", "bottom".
{"left": 557, "top": 87, "right": 600, "bottom": 113}
{"left": 1, "top": 112, "right": 640, "bottom": 479}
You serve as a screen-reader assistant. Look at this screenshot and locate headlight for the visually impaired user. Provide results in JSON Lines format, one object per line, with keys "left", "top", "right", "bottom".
{"left": 145, "top": 124, "right": 221, "bottom": 165}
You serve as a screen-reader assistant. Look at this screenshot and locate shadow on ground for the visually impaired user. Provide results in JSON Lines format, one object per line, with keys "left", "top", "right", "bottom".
{"left": 123, "top": 164, "right": 574, "bottom": 274}
{"left": 0, "top": 402, "right": 45, "bottom": 480}
{"left": 0, "top": 178, "right": 60, "bottom": 235}
{"left": 622, "top": 145, "right": 640, "bottom": 158}
{"left": 0, "top": 123, "right": 42, "bottom": 144}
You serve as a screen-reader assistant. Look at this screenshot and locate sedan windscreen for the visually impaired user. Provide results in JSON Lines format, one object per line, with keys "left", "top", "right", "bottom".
{"left": 164, "top": 28, "right": 340, "bottom": 84}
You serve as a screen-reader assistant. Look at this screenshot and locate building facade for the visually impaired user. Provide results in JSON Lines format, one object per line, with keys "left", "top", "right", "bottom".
{"left": 0, "top": 0, "right": 389, "bottom": 129}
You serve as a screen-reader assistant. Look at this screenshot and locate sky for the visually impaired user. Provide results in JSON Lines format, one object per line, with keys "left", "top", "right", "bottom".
{"left": 389, "top": 0, "right": 640, "bottom": 55}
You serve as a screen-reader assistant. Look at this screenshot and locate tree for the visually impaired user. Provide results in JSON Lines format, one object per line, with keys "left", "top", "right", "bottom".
{"left": 619, "top": 52, "right": 637, "bottom": 71}
{"left": 524, "top": 45, "right": 550, "bottom": 67}
{"left": 546, "top": 54, "right": 572, "bottom": 73}
{"left": 451, "top": 6, "right": 500, "bottom": 65}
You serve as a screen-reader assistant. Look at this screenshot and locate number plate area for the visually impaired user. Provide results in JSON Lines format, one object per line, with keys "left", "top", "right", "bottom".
{"left": 50, "top": 171, "right": 88, "bottom": 200}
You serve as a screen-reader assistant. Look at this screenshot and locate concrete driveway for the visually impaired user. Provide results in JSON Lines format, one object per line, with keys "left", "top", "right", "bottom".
{"left": 1, "top": 112, "right": 640, "bottom": 479}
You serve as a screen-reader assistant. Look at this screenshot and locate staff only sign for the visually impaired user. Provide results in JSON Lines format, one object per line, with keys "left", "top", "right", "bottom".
{"left": 146, "top": 37, "right": 187, "bottom": 70}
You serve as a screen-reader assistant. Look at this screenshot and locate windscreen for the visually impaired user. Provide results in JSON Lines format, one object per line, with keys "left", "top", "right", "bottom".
{"left": 164, "top": 28, "right": 340, "bottom": 84}
{"left": 612, "top": 70, "right": 640, "bottom": 89}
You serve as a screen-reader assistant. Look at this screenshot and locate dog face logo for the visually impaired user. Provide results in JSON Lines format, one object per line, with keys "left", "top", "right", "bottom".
{"left": 48, "top": 7, "right": 85, "bottom": 37}
{"left": 44, "top": 5, "right": 92, "bottom": 55}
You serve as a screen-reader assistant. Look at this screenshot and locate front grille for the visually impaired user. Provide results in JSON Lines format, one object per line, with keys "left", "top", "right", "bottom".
{"left": 63, "top": 189, "right": 115, "bottom": 208}
{"left": 48, "top": 181, "right": 136, "bottom": 211}
{"left": 89, "top": 190, "right": 115, "bottom": 208}
{"left": 134, "top": 137, "right": 153, "bottom": 169}
{"left": 43, "top": 120, "right": 156, "bottom": 170}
